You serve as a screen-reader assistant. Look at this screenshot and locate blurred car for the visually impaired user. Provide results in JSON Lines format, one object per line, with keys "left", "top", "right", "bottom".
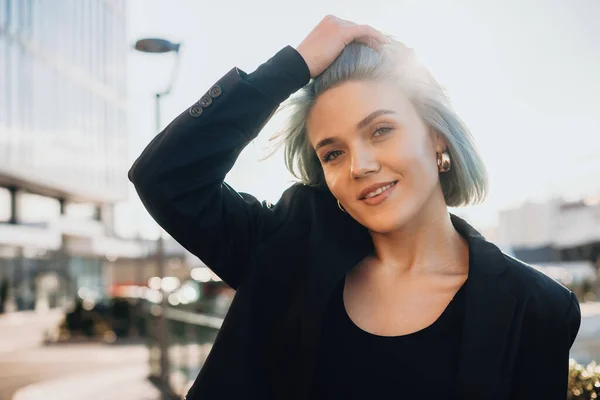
{"left": 44, "top": 297, "right": 139, "bottom": 344}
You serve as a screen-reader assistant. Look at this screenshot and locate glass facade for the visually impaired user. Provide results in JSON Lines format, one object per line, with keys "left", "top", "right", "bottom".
{"left": 0, "top": 0, "right": 128, "bottom": 202}
{"left": 0, "top": 0, "right": 129, "bottom": 312}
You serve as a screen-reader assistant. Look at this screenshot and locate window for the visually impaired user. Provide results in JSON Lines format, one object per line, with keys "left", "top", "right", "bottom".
{"left": 31, "top": 0, "right": 40, "bottom": 45}
{"left": 17, "top": 0, "right": 29, "bottom": 37}
{"left": 65, "top": 203, "right": 96, "bottom": 220}
{"left": 0, "top": 188, "right": 10, "bottom": 222}
{"left": 0, "top": 0, "right": 7, "bottom": 28}
{"left": 16, "top": 192, "right": 61, "bottom": 225}
{"left": 10, "top": 0, "right": 17, "bottom": 33}
{"left": 0, "top": 35, "right": 6, "bottom": 129}
{"left": 26, "top": 0, "right": 32, "bottom": 39}
{"left": 3, "top": 0, "right": 10, "bottom": 30}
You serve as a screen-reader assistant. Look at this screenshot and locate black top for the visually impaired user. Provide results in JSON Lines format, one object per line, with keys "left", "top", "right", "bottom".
{"left": 311, "top": 278, "right": 467, "bottom": 399}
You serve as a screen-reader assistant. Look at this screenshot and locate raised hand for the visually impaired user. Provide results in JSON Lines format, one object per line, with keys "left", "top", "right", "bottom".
{"left": 296, "top": 15, "right": 389, "bottom": 78}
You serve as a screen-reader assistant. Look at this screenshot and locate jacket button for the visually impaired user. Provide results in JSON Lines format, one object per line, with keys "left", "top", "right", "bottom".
{"left": 199, "top": 94, "right": 212, "bottom": 108}
{"left": 208, "top": 85, "right": 222, "bottom": 98}
{"left": 189, "top": 105, "right": 203, "bottom": 117}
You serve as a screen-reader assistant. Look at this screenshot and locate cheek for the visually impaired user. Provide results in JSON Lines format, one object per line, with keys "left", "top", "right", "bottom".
{"left": 386, "top": 138, "right": 437, "bottom": 182}
{"left": 324, "top": 169, "right": 345, "bottom": 199}
{"left": 385, "top": 136, "right": 421, "bottom": 169}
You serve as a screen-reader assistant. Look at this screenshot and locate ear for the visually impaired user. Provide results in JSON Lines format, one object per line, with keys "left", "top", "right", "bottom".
{"left": 431, "top": 129, "right": 448, "bottom": 153}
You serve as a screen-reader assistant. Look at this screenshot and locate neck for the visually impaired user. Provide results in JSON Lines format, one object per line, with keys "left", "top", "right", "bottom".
{"left": 368, "top": 194, "right": 468, "bottom": 277}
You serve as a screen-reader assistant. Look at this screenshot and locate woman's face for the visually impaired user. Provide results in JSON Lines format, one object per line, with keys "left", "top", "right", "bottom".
{"left": 307, "top": 80, "right": 446, "bottom": 233}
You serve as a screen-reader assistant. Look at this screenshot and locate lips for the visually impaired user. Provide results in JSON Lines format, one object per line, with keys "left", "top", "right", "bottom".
{"left": 358, "top": 181, "right": 398, "bottom": 200}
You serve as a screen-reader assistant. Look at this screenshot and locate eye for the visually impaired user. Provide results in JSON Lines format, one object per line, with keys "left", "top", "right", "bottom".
{"left": 372, "top": 125, "right": 393, "bottom": 138}
{"left": 322, "top": 150, "right": 343, "bottom": 163}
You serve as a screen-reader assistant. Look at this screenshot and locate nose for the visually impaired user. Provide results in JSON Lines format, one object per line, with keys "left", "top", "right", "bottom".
{"left": 350, "top": 146, "right": 380, "bottom": 179}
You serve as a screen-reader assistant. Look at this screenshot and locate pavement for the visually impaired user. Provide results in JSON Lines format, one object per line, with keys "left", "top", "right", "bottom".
{"left": 0, "top": 309, "right": 63, "bottom": 356}
{"left": 0, "top": 342, "right": 161, "bottom": 400}
{"left": 0, "top": 309, "right": 162, "bottom": 400}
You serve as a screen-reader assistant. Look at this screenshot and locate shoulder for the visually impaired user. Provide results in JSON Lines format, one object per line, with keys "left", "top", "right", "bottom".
{"left": 267, "top": 183, "right": 331, "bottom": 216}
{"left": 261, "top": 183, "right": 366, "bottom": 243}
{"left": 495, "top": 249, "right": 582, "bottom": 352}
{"left": 499, "top": 251, "right": 579, "bottom": 323}
{"left": 240, "top": 183, "right": 326, "bottom": 236}
{"left": 456, "top": 212, "right": 578, "bottom": 322}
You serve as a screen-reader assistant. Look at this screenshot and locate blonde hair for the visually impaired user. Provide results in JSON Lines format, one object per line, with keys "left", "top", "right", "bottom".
{"left": 270, "top": 39, "right": 488, "bottom": 207}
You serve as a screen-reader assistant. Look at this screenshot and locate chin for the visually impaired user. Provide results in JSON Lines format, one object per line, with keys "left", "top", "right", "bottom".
{"left": 357, "top": 212, "right": 410, "bottom": 234}
{"left": 354, "top": 197, "right": 425, "bottom": 233}
{"left": 348, "top": 188, "right": 429, "bottom": 233}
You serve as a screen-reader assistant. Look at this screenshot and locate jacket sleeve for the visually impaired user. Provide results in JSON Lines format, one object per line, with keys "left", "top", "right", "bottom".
{"left": 509, "top": 291, "right": 581, "bottom": 399}
{"left": 128, "top": 46, "right": 311, "bottom": 289}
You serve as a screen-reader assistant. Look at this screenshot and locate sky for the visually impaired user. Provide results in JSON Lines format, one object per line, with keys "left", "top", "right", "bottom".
{"left": 115, "top": 0, "right": 600, "bottom": 239}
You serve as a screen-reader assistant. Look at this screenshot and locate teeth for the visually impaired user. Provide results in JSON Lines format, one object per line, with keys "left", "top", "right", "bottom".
{"left": 365, "top": 183, "right": 394, "bottom": 199}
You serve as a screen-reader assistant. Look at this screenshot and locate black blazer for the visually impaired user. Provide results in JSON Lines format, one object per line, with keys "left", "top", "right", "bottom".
{"left": 129, "top": 46, "right": 581, "bottom": 400}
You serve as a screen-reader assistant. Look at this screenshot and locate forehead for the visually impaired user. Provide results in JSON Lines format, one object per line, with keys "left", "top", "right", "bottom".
{"left": 307, "top": 80, "right": 413, "bottom": 139}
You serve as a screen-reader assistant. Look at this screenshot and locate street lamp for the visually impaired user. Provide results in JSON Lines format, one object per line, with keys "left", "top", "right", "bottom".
{"left": 134, "top": 38, "right": 180, "bottom": 54}
{"left": 134, "top": 37, "right": 181, "bottom": 399}
{"left": 134, "top": 37, "right": 181, "bottom": 99}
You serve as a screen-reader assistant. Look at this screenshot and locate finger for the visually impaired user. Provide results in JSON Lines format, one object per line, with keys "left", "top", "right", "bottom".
{"left": 348, "top": 24, "right": 389, "bottom": 46}
{"left": 334, "top": 17, "right": 358, "bottom": 28}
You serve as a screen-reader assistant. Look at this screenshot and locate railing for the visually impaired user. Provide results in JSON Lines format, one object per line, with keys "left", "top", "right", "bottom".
{"left": 144, "top": 302, "right": 224, "bottom": 399}
{"left": 143, "top": 298, "right": 600, "bottom": 399}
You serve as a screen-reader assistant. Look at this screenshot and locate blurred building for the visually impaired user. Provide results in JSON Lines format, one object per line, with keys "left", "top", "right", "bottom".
{"left": 497, "top": 197, "right": 600, "bottom": 294}
{"left": 0, "top": 0, "right": 187, "bottom": 313}
{"left": 498, "top": 198, "right": 600, "bottom": 262}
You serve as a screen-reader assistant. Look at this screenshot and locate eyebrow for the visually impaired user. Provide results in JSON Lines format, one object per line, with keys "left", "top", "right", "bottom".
{"left": 314, "top": 109, "right": 397, "bottom": 151}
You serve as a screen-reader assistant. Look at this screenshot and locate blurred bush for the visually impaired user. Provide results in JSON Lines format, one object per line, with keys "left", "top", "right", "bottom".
{"left": 569, "top": 359, "right": 600, "bottom": 399}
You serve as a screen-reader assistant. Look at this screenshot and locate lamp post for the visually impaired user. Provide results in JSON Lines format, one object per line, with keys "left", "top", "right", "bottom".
{"left": 134, "top": 37, "right": 181, "bottom": 399}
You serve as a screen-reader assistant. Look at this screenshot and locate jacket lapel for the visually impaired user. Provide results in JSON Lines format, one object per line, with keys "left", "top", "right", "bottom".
{"left": 299, "top": 190, "right": 372, "bottom": 397}
{"left": 452, "top": 215, "right": 517, "bottom": 399}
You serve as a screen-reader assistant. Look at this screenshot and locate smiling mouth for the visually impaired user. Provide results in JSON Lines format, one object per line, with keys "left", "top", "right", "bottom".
{"left": 361, "top": 181, "right": 398, "bottom": 199}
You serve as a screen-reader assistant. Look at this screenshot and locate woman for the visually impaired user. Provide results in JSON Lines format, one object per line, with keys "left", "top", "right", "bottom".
{"left": 130, "top": 16, "right": 581, "bottom": 400}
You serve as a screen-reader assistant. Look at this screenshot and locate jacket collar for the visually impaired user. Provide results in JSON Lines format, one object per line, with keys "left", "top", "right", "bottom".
{"left": 451, "top": 215, "right": 517, "bottom": 399}
{"left": 300, "top": 194, "right": 517, "bottom": 399}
